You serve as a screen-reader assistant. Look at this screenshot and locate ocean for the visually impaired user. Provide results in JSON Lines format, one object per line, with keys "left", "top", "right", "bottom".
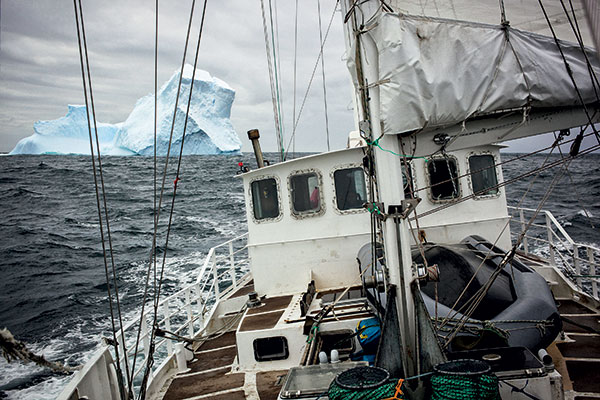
{"left": 0, "top": 152, "right": 599, "bottom": 399}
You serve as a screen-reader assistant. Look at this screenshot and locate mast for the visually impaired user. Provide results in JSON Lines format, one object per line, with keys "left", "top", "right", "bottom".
{"left": 340, "top": 0, "right": 418, "bottom": 376}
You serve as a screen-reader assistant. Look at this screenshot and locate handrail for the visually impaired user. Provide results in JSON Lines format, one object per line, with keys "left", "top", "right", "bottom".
{"left": 508, "top": 206, "right": 599, "bottom": 299}
{"left": 60, "top": 232, "right": 250, "bottom": 399}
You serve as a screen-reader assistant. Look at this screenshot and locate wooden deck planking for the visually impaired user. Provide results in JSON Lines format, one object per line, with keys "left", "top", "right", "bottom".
{"left": 163, "top": 367, "right": 245, "bottom": 400}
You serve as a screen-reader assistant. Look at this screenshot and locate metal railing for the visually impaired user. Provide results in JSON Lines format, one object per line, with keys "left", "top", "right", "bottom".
{"left": 116, "top": 232, "right": 250, "bottom": 394}
{"left": 508, "top": 206, "right": 599, "bottom": 299}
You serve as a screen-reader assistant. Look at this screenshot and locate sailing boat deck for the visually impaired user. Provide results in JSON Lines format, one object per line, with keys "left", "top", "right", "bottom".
{"left": 555, "top": 299, "right": 600, "bottom": 398}
{"left": 160, "top": 281, "right": 376, "bottom": 400}
{"left": 162, "top": 329, "right": 288, "bottom": 400}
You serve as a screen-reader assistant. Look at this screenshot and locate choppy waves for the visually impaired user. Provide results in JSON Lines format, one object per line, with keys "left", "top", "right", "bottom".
{"left": 0, "top": 154, "right": 252, "bottom": 399}
{"left": 0, "top": 152, "right": 599, "bottom": 399}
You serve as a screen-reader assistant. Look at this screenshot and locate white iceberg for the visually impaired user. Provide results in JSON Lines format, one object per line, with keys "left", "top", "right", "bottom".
{"left": 9, "top": 105, "right": 126, "bottom": 155}
{"left": 9, "top": 65, "right": 242, "bottom": 156}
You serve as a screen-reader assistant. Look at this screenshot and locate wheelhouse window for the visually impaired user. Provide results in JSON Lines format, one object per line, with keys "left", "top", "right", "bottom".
{"left": 333, "top": 167, "right": 367, "bottom": 210}
{"left": 290, "top": 172, "right": 321, "bottom": 214}
{"left": 469, "top": 154, "right": 498, "bottom": 196}
{"left": 428, "top": 158, "right": 460, "bottom": 200}
{"left": 251, "top": 178, "right": 280, "bottom": 220}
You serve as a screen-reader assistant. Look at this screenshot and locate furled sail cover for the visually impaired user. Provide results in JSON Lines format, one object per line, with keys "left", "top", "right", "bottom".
{"left": 367, "top": 13, "right": 600, "bottom": 135}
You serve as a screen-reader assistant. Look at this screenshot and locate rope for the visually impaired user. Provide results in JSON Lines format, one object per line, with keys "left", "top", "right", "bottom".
{"left": 444, "top": 149, "right": 576, "bottom": 347}
{"left": 155, "top": 305, "right": 246, "bottom": 346}
{"left": 317, "top": 0, "right": 331, "bottom": 152}
{"left": 414, "top": 141, "right": 600, "bottom": 221}
{"left": 561, "top": 315, "right": 600, "bottom": 334}
{"left": 406, "top": 127, "right": 597, "bottom": 203}
{"left": 72, "top": 1, "right": 130, "bottom": 397}
{"left": 284, "top": 0, "right": 339, "bottom": 160}
{"left": 560, "top": 0, "right": 600, "bottom": 102}
{"left": 537, "top": 0, "right": 600, "bottom": 145}
{"left": 153, "top": 0, "right": 159, "bottom": 307}
{"left": 498, "top": 0, "right": 507, "bottom": 24}
{"left": 437, "top": 140, "right": 566, "bottom": 333}
{"left": 138, "top": 1, "right": 209, "bottom": 398}
{"left": 367, "top": 137, "right": 428, "bottom": 161}
{"left": 129, "top": 0, "right": 198, "bottom": 392}
{"left": 0, "top": 328, "right": 78, "bottom": 374}
{"left": 260, "top": 0, "right": 285, "bottom": 161}
{"left": 270, "top": 0, "right": 286, "bottom": 161}
{"left": 553, "top": 131, "right": 595, "bottom": 228}
{"left": 499, "top": 381, "right": 541, "bottom": 400}
{"left": 292, "top": 0, "right": 298, "bottom": 158}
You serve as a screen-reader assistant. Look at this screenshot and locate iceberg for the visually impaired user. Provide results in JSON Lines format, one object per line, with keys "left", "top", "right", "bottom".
{"left": 9, "top": 65, "right": 242, "bottom": 156}
{"left": 9, "top": 105, "right": 126, "bottom": 155}
{"left": 116, "top": 65, "right": 241, "bottom": 156}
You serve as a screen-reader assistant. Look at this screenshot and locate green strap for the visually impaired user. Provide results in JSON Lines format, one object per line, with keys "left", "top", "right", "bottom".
{"left": 367, "top": 137, "right": 428, "bottom": 162}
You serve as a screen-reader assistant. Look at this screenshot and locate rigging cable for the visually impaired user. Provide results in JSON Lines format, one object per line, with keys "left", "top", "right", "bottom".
{"left": 272, "top": 0, "right": 286, "bottom": 158}
{"left": 432, "top": 137, "right": 593, "bottom": 331}
{"left": 260, "top": 0, "right": 285, "bottom": 162}
{"left": 559, "top": 0, "right": 600, "bottom": 101}
{"left": 442, "top": 142, "right": 590, "bottom": 345}
{"left": 405, "top": 127, "right": 598, "bottom": 207}
{"left": 553, "top": 130, "right": 595, "bottom": 228}
{"left": 138, "top": 2, "right": 209, "bottom": 398}
{"left": 72, "top": 0, "right": 130, "bottom": 397}
{"left": 317, "top": 0, "right": 331, "bottom": 151}
{"left": 128, "top": 0, "right": 198, "bottom": 391}
{"left": 498, "top": 0, "right": 507, "bottom": 24}
{"left": 415, "top": 141, "right": 600, "bottom": 221}
{"left": 537, "top": 0, "right": 600, "bottom": 145}
{"left": 284, "top": 0, "right": 339, "bottom": 159}
{"left": 153, "top": 0, "right": 159, "bottom": 305}
{"left": 292, "top": 0, "right": 299, "bottom": 158}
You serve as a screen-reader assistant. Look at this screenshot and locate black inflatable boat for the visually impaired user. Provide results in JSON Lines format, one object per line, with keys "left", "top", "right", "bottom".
{"left": 416, "top": 235, "right": 561, "bottom": 352}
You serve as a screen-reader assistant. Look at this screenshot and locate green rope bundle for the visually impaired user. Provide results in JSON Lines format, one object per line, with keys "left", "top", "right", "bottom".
{"left": 327, "top": 366, "right": 404, "bottom": 400}
{"left": 431, "top": 359, "right": 500, "bottom": 400}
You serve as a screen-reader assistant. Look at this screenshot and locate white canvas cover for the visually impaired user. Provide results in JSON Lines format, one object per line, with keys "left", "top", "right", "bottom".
{"left": 364, "top": 13, "right": 600, "bottom": 135}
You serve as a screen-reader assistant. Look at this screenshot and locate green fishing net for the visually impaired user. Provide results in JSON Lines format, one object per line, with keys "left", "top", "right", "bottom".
{"left": 430, "top": 359, "right": 500, "bottom": 400}
{"left": 327, "top": 366, "right": 404, "bottom": 400}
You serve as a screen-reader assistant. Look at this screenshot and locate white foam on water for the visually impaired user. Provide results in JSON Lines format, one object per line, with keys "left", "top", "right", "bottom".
{"left": 0, "top": 335, "right": 96, "bottom": 400}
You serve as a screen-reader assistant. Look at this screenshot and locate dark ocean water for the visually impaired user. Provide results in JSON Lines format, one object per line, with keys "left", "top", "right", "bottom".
{"left": 0, "top": 152, "right": 599, "bottom": 399}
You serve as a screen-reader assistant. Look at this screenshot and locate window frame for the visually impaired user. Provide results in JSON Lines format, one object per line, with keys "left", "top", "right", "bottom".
{"left": 287, "top": 168, "right": 325, "bottom": 219}
{"left": 425, "top": 155, "right": 462, "bottom": 203}
{"left": 330, "top": 163, "right": 369, "bottom": 215}
{"left": 253, "top": 336, "right": 289, "bottom": 362}
{"left": 248, "top": 175, "right": 283, "bottom": 224}
{"left": 467, "top": 151, "right": 501, "bottom": 200}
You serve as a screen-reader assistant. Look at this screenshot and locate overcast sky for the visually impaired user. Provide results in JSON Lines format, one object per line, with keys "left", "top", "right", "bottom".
{"left": 0, "top": 0, "right": 597, "bottom": 154}
{"left": 0, "top": 0, "right": 357, "bottom": 154}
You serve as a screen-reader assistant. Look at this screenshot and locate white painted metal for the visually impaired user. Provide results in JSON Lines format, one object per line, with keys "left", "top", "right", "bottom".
{"left": 341, "top": 0, "right": 419, "bottom": 375}
{"left": 241, "top": 148, "right": 372, "bottom": 296}
{"left": 508, "top": 205, "right": 600, "bottom": 300}
{"left": 590, "top": 247, "right": 599, "bottom": 298}
{"left": 409, "top": 146, "right": 512, "bottom": 249}
{"left": 175, "top": 343, "right": 188, "bottom": 373}
{"left": 58, "top": 233, "right": 250, "bottom": 400}
{"left": 57, "top": 347, "right": 120, "bottom": 400}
